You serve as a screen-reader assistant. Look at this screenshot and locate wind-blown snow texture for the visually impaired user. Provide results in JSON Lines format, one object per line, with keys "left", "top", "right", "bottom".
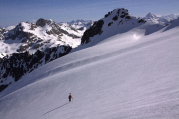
{"left": 0, "top": 8, "right": 179, "bottom": 119}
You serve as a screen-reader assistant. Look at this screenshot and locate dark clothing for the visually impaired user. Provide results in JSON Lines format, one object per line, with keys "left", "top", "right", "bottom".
{"left": 69, "top": 98, "right": 72, "bottom": 102}
{"left": 69, "top": 95, "right": 72, "bottom": 99}
{"left": 68, "top": 95, "right": 73, "bottom": 102}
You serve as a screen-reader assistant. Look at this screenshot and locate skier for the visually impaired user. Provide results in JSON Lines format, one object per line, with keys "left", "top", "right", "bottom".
{"left": 68, "top": 93, "right": 73, "bottom": 102}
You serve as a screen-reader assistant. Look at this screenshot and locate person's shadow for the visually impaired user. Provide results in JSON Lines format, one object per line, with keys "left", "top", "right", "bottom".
{"left": 43, "top": 103, "right": 68, "bottom": 115}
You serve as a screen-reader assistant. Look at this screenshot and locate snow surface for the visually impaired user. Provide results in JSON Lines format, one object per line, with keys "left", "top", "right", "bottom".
{"left": 0, "top": 36, "right": 23, "bottom": 55}
{"left": 0, "top": 18, "right": 179, "bottom": 119}
{"left": 0, "top": 52, "right": 7, "bottom": 58}
{"left": 5, "top": 25, "right": 16, "bottom": 30}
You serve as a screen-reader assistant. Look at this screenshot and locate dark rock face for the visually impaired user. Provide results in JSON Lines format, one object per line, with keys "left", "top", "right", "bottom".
{"left": 120, "top": 15, "right": 125, "bottom": 18}
{"left": 0, "top": 28, "right": 7, "bottom": 40}
{"left": 108, "top": 22, "right": 113, "bottom": 26}
{"left": 117, "top": 9, "right": 121, "bottom": 15}
{"left": 0, "top": 84, "right": 9, "bottom": 92}
{"left": 5, "top": 29, "right": 34, "bottom": 40}
{"left": 113, "top": 15, "right": 118, "bottom": 21}
{"left": 0, "top": 45, "right": 72, "bottom": 92}
{"left": 125, "top": 16, "right": 131, "bottom": 19}
{"left": 81, "top": 20, "right": 104, "bottom": 44}
{"left": 138, "top": 19, "right": 146, "bottom": 23}
{"left": 105, "top": 12, "right": 111, "bottom": 18}
{"left": 36, "top": 18, "right": 48, "bottom": 27}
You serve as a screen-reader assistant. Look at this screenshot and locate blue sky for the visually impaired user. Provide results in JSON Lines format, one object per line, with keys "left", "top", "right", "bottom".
{"left": 0, "top": 0, "right": 179, "bottom": 27}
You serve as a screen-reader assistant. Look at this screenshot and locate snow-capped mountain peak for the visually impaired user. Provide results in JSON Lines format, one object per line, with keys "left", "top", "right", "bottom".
{"left": 143, "top": 12, "right": 179, "bottom": 24}
{"left": 0, "top": 18, "right": 82, "bottom": 55}
{"left": 145, "top": 12, "right": 159, "bottom": 19}
{"left": 80, "top": 8, "right": 146, "bottom": 46}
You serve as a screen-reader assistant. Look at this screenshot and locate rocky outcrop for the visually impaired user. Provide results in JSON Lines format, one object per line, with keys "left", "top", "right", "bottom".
{"left": 0, "top": 45, "right": 72, "bottom": 92}
{"left": 138, "top": 19, "right": 146, "bottom": 23}
{"left": 0, "top": 84, "right": 9, "bottom": 92}
{"left": 36, "top": 18, "right": 48, "bottom": 27}
{"left": 4, "top": 22, "right": 34, "bottom": 40}
{"left": 81, "top": 8, "right": 147, "bottom": 46}
{"left": 81, "top": 20, "right": 104, "bottom": 44}
{"left": 0, "top": 28, "right": 7, "bottom": 40}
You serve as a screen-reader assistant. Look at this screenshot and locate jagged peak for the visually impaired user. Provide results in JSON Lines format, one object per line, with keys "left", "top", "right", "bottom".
{"left": 11, "top": 21, "right": 35, "bottom": 32}
{"left": 81, "top": 8, "right": 146, "bottom": 46}
{"left": 104, "top": 8, "right": 129, "bottom": 18}
{"left": 36, "top": 18, "right": 49, "bottom": 27}
{"left": 145, "top": 12, "right": 159, "bottom": 19}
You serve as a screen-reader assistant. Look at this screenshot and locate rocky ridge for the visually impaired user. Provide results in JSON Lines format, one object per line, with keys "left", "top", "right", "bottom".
{"left": 0, "top": 45, "right": 72, "bottom": 92}
{"left": 81, "top": 8, "right": 146, "bottom": 46}
{"left": 0, "top": 18, "right": 82, "bottom": 55}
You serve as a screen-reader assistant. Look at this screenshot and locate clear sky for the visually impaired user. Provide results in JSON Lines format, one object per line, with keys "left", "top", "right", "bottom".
{"left": 0, "top": 0, "right": 179, "bottom": 27}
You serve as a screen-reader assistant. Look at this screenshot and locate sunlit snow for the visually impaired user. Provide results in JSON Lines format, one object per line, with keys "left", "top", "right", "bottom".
{"left": 0, "top": 19, "right": 179, "bottom": 119}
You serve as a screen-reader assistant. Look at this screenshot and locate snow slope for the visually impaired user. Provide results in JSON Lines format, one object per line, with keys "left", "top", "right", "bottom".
{"left": 0, "top": 18, "right": 179, "bottom": 119}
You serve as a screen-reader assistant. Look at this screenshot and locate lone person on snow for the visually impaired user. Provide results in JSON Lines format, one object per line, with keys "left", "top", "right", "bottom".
{"left": 68, "top": 93, "right": 73, "bottom": 102}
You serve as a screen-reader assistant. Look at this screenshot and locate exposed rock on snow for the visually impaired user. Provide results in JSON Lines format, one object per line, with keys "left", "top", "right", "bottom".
{"left": 36, "top": 18, "right": 49, "bottom": 27}
{"left": 0, "top": 18, "right": 82, "bottom": 55}
{"left": 0, "top": 19, "right": 93, "bottom": 92}
{"left": 80, "top": 8, "right": 146, "bottom": 47}
{"left": 0, "top": 8, "right": 178, "bottom": 97}
{"left": 0, "top": 45, "right": 72, "bottom": 92}
{"left": 0, "top": 27, "right": 7, "bottom": 40}
{"left": 0, "top": 16, "right": 179, "bottom": 119}
{"left": 81, "top": 20, "right": 104, "bottom": 44}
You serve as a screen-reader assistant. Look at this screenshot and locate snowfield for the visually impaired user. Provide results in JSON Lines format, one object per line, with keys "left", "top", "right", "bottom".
{"left": 0, "top": 18, "right": 179, "bottom": 119}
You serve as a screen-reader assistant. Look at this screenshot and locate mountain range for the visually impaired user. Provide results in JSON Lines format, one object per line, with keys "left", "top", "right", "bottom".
{"left": 0, "top": 18, "right": 84, "bottom": 56}
{"left": 0, "top": 8, "right": 179, "bottom": 119}
{"left": 0, "top": 8, "right": 179, "bottom": 92}
{"left": 0, "top": 8, "right": 179, "bottom": 91}
{"left": 1, "top": 12, "right": 178, "bottom": 58}
{"left": 143, "top": 12, "right": 179, "bottom": 24}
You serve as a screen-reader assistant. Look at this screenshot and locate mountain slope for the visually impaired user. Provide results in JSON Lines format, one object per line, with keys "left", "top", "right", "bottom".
{"left": 0, "top": 18, "right": 81, "bottom": 55}
{"left": 0, "top": 18, "right": 179, "bottom": 119}
{"left": 77, "top": 8, "right": 147, "bottom": 50}
{"left": 0, "top": 7, "right": 177, "bottom": 95}
{"left": 0, "top": 19, "right": 83, "bottom": 91}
